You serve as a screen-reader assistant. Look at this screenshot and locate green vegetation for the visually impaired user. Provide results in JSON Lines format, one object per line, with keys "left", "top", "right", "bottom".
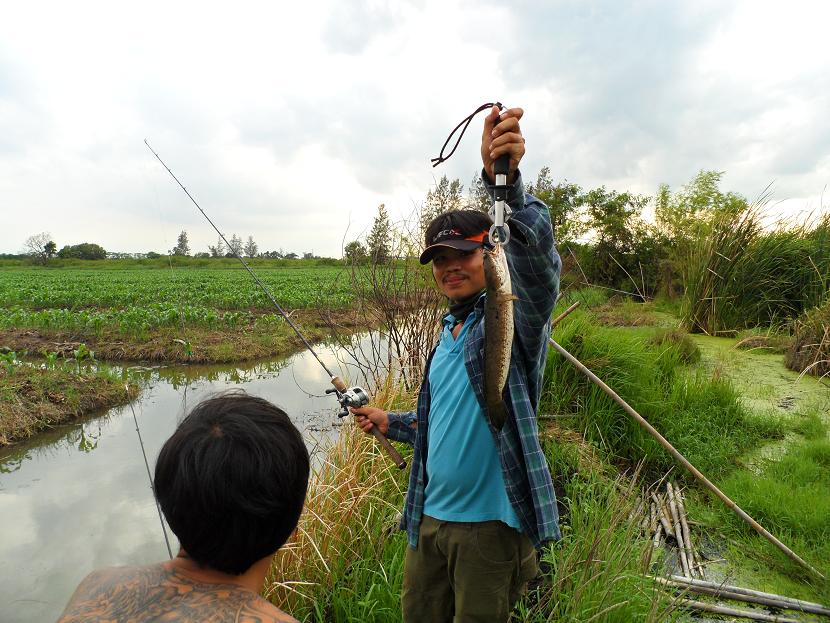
{"left": 0, "top": 264, "right": 368, "bottom": 362}
{"left": 0, "top": 349, "right": 139, "bottom": 444}
{"left": 542, "top": 310, "right": 784, "bottom": 481}
{"left": 262, "top": 302, "right": 828, "bottom": 621}
{"left": 786, "top": 298, "right": 830, "bottom": 378}
{"left": 0, "top": 265, "right": 353, "bottom": 310}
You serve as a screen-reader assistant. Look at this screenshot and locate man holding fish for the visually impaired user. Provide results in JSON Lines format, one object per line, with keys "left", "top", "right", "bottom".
{"left": 353, "top": 105, "right": 562, "bottom": 622}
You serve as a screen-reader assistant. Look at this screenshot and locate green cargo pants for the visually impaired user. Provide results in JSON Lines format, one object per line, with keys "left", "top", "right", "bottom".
{"left": 401, "top": 515, "right": 538, "bottom": 623}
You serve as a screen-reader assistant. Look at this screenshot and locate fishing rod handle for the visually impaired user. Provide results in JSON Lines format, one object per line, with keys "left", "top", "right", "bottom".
{"left": 331, "top": 375, "right": 407, "bottom": 469}
{"left": 371, "top": 426, "right": 407, "bottom": 469}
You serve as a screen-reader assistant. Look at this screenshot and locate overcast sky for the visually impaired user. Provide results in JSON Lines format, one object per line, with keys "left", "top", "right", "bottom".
{"left": 2, "top": 0, "right": 828, "bottom": 257}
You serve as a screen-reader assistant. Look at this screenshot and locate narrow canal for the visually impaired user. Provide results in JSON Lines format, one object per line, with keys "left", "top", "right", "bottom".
{"left": 0, "top": 340, "right": 375, "bottom": 623}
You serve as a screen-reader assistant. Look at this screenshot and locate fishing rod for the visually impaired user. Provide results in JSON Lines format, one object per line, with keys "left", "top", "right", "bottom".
{"left": 126, "top": 385, "right": 173, "bottom": 559}
{"left": 144, "top": 140, "right": 406, "bottom": 469}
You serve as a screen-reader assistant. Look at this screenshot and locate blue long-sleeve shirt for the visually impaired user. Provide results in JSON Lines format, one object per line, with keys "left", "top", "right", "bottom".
{"left": 387, "top": 170, "right": 562, "bottom": 549}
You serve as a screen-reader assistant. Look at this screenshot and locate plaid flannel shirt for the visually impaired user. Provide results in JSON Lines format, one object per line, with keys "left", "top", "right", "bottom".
{"left": 386, "top": 169, "right": 562, "bottom": 550}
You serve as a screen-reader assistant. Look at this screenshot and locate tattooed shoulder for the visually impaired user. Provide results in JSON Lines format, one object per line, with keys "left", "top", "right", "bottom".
{"left": 57, "top": 564, "right": 298, "bottom": 622}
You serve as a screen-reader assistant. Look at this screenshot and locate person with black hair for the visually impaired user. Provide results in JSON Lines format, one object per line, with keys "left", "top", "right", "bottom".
{"left": 57, "top": 391, "right": 309, "bottom": 623}
{"left": 352, "top": 105, "right": 562, "bottom": 622}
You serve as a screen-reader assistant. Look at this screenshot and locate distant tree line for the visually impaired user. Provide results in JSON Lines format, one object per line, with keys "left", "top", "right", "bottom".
{"left": 19, "top": 229, "right": 316, "bottom": 263}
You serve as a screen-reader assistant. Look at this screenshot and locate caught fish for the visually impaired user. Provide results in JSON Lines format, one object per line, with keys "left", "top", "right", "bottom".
{"left": 483, "top": 245, "right": 516, "bottom": 430}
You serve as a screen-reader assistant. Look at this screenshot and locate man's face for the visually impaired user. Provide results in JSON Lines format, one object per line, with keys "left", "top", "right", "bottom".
{"left": 431, "top": 247, "right": 486, "bottom": 300}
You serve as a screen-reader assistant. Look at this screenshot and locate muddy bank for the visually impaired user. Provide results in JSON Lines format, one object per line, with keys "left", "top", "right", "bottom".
{"left": 0, "top": 365, "right": 139, "bottom": 445}
{"left": 0, "top": 310, "right": 368, "bottom": 364}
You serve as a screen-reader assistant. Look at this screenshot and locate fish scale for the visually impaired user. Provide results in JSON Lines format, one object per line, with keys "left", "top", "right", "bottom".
{"left": 483, "top": 245, "right": 516, "bottom": 430}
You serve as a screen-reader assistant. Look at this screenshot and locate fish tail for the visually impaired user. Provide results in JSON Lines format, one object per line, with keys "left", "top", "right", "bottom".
{"left": 488, "top": 400, "right": 509, "bottom": 431}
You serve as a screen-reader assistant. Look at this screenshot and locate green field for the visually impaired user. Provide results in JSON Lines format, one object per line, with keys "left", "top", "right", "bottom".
{"left": 0, "top": 264, "right": 364, "bottom": 362}
{"left": 0, "top": 265, "right": 353, "bottom": 310}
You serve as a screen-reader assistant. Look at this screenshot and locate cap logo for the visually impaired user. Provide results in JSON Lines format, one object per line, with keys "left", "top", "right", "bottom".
{"left": 432, "top": 228, "right": 462, "bottom": 243}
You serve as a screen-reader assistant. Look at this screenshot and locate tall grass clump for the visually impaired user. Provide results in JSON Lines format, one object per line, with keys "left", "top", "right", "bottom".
{"left": 786, "top": 298, "right": 830, "bottom": 379}
{"left": 543, "top": 312, "right": 783, "bottom": 480}
{"left": 264, "top": 379, "right": 412, "bottom": 621}
{"left": 680, "top": 202, "right": 763, "bottom": 335}
{"left": 515, "top": 472, "right": 676, "bottom": 622}
{"left": 681, "top": 204, "right": 830, "bottom": 335}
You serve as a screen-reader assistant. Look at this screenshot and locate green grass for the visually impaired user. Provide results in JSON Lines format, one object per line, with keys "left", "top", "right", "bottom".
{"left": 0, "top": 355, "right": 139, "bottom": 444}
{"left": 543, "top": 311, "right": 785, "bottom": 481}
{"left": 517, "top": 473, "right": 676, "bottom": 622}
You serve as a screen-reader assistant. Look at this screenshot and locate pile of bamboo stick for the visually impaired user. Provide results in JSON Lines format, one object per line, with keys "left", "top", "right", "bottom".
{"left": 633, "top": 480, "right": 708, "bottom": 579}
{"left": 632, "top": 482, "right": 830, "bottom": 621}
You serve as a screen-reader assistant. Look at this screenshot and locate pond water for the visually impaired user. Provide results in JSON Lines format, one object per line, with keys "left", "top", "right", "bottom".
{"left": 0, "top": 340, "right": 376, "bottom": 623}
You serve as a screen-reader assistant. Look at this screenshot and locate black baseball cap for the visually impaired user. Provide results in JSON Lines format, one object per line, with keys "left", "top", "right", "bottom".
{"left": 419, "top": 210, "right": 493, "bottom": 264}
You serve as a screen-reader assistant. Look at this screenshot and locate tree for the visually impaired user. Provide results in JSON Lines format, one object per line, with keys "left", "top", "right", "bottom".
{"left": 344, "top": 240, "right": 368, "bottom": 263}
{"left": 244, "top": 236, "right": 258, "bottom": 258}
{"left": 208, "top": 236, "right": 226, "bottom": 258}
{"left": 527, "top": 167, "right": 586, "bottom": 244}
{"left": 467, "top": 171, "right": 491, "bottom": 213}
{"left": 655, "top": 170, "right": 748, "bottom": 245}
{"left": 367, "top": 203, "right": 392, "bottom": 264}
{"left": 57, "top": 243, "right": 107, "bottom": 260}
{"left": 172, "top": 230, "right": 190, "bottom": 256}
{"left": 23, "top": 232, "right": 56, "bottom": 264}
{"left": 422, "top": 176, "right": 464, "bottom": 233}
{"left": 226, "top": 234, "right": 243, "bottom": 257}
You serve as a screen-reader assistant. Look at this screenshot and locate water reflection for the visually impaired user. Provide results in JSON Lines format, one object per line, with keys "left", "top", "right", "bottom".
{"left": 0, "top": 338, "right": 376, "bottom": 623}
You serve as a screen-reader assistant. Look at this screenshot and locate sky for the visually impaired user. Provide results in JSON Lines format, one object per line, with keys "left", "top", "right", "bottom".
{"left": 2, "top": 0, "right": 828, "bottom": 258}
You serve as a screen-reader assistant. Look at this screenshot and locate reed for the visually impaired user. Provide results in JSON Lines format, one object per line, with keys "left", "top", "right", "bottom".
{"left": 681, "top": 205, "right": 830, "bottom": 335}
{"left": 263, "top": 383, "right": 412, "bottom": 621}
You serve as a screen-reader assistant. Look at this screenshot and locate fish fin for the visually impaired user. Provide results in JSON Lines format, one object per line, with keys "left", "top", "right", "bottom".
{"left": 488, "top": 401, "right": 509, "bottom": 431}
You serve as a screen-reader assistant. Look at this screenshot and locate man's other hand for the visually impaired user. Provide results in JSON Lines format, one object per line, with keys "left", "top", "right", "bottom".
{"left": 481, "top": 105, "right": 525, "bottom": 185}
{"left": 350, "top": 406, "right": 390, "bottom": 436}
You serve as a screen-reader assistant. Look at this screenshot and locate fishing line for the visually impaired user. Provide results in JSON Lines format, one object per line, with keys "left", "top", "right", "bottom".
{"left": 144, "top": 140, "right": 338, "bottom": 381}
{"left": 144, "top": 141, "right": 407, "bottom": 469}
{"left": 126, "top": 388, "right": 173, "bottom": 559}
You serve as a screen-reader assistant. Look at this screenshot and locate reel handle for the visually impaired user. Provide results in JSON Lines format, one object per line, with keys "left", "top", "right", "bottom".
{"left": 330, "top": 375, "right": 407, "bottom": 470}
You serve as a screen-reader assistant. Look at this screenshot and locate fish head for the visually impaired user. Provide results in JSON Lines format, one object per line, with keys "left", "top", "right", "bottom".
{"left": 483, "top": 245, "right": 511, "bottom": 294}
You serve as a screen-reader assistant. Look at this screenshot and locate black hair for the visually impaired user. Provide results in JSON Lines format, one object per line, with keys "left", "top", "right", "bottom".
{"left": 423, "top": 209, "right": 493, "bottom": 247}
{"left": 154, "top": 390, "right": 310, "bottom": 575}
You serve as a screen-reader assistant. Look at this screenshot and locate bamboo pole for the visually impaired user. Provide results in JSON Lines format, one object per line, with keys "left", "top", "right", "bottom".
{"left": 652, "top": 493, "right": 673, "bottom": 538}
{"left": 667, "top": 482, "right": 691, "bottom": 576}
{"left": 678, "top": 598, "right": 800, "bottom": 623}
{"left": 552, "top": 301, "right": 582, "bottom": 327}
{"left": 667, "top": 576, "right": 830, "bottom": 617}
{"left": 664, "top": 580, "right": 830, "bottom": 617}
{"left": 547, "top": 336, "right": 825, "bottom": 580}
{"left": 674, "top": 485, "right": 703, "bottom": 579}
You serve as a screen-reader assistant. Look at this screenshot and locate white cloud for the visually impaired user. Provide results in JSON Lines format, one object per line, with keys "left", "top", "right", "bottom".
{"left": 1, "top": 0, "right": 828, "bottom": 256}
